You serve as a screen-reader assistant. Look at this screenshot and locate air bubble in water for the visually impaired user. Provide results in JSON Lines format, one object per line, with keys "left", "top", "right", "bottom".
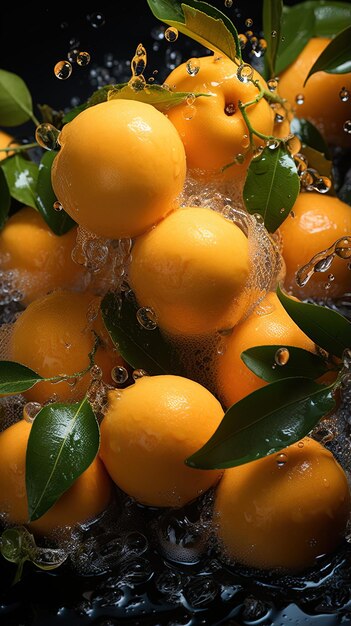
{"left": 343, "top": 120, "right": 351, "bottom": 134}
{"left": 165, "top": 27, "right": 178, "bottom": 42}
{"left": 186, "top": 58, "right": 200, "bottom": 76}
{"left": 87, "top": 12, "right": 105, "bottom": 28}
{"left": 67, "top": 48, "right": 80, "bottom": 63}
{"left": 111, "top": 366, "right": 128, "bottom": 384}
{"left": 224, "top": 0, "right": 233, "bottom": 7}
{"left": 237, "top": 63, "right": 253, "bottom": 83}
{"left": 35, "top": 123, "right": 60, "bottom": 151}
{"left": 54, "top": 60, "right": 72, "bottom": 80}
{"left": 245, "top": 18, "right": 253, "bottom": 27}
{"left": 136, "top": 307, "right": 158, "bottom": 330}
{"left": 53, "top": 201, "right": 63, "bottom": 211}
{"left": 275, "top": 347, "right": 290, "bottom": 366}
{"left": 77, "top": 51, "right": 91, "bottom": 67}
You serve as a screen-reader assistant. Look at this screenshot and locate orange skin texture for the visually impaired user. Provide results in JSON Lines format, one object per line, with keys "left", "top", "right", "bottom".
{"left": 52, "top": 99, "right": 186, "bottom": 239}
{"left": 280, "top": 193, "right": 351, "bottom": 300}
{"left": 0, "top": 130, "right": 17, "bottom": 159}
{"left": 129, "top": 206, "right": 250, "bottom": 336}
{"left": 99, "top": 375, "right": 224, "bottom": 508}
{"left": 0, "top": 419, "right": 112, "bottom": 536}
{"left": 278, "top": 37, "right": 351, "bottom": 147}
{"left": 214, "top": 437, "right": 351, "bottom": 571}
{"left": 165, "top": 55, "right": 274, "bottom": 179}
{"left": 216, "top": 292, "right": 315, "bottom": 408}
{"left": 10, "top": 289, "right": 122, "bottom": 403}
{"left": 0, "top": 207, "right": 84, "bottom": 305}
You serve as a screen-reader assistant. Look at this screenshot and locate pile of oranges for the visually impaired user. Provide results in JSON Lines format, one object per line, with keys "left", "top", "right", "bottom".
{"left": 0, "top": 7, "right": 350, "bottom": 577}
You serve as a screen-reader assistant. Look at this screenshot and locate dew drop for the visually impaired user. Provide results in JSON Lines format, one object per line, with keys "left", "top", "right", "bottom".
{"left": 77, "top": 51, "right": 91, "bottom": 67}
{"left": 298, "top": 441, "right": 304, "bottom": 449}
{"left": 276, "top": 452, "right": 288, "bottom": 468}
{"left": 111, "top": 365, "right": 128, "bottom": 384}
{"left": 165, "top": 27, "right": 179, "bottom": 42}
{"left": 271, "top": 30, "right": 277, "bottom": 38}
{"left": 224, "top": 0, "right": 233, "bottom": 7}
{"left": 275, "top": 347, "right": 290, "bottom": 366}
{"left": 343, "top": 120, "right": 351, "bottom": 134}
{"left": 237, "top": 63, "right": 253, "bottom": 83}
{"left": 274, "top": 113, "right": 284, "bottom": 124}
{"left": 136, "top": 307, "right": 158, "bottom": 330}
{"left": 339, "top": 87, "right": 349, "bottom": 102}
{"left": 267, "top": 78, "right": 278, "bottom": 92}
{"left": 23, "top": 402, "right": 42, "bottom": 423}
{"left": 224, "top": 102, "right": 236, "bottom": 116}
{"left": 295, "top": 93, "right": 304, "bottom": 105}
{"left": 133, "top": 369, "right": 148, "bottom": 381}
{"left": 186, "top": 58, "right": 200, "bottom": 76}
{"left": 54, "top": 60, "right": 72, "bottom": 80}
{"left": 35, "top": 123, "right": 60, "bottom": 151}
{"left": 67, "top": 48, "right": 79, "bottom": 63}
{"left": 186, "top": 93, "right": 195, "bottom": 105}
{"left": 245, "top": 18, "right": 253, "bottom": 27}
{"left": 266, "top": 138, "right": 280, "bottom": 150}
{"left": 90, "top": 364, "right": 102, "bottom": 380}
{"left": 87, "top": 12, "right": 105, "bottom": 28}
{"left": 53, "top": 201, "right": 63, "bottom": 212}
{"left": 238, "top": 34, "right": 247, "bottom": 49}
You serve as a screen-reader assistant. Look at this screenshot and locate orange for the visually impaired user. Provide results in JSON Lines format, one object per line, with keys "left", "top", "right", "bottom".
{"left": 99, "top": 374, "right": 224, "bottom": 507}
{"left": 52, "top": 99, "right": 186, "bottom": 239}
{"left": 0, "top": 418, "right": 112, "bottom": 536}
{"left": 0, "top": 130, "right": 18, "bottom": 160}
{"left": 0, "top": 206, "right": 85, "bottom": 305}
{"left": 129, "top": 206, "right": 251, "bottom": 336}
{"left": 216, "top": 291, "right": 315, "bottom": 407}
{"left": 280, "top": 192, "right": 351, "bottom": 299}
{"left": 165, "top": 55, "right": 274, "bottom": 180}
{"left": 278, "top": 37, "right": 351, "bottom": 147}
{"left": 214, "top": 437, "right": 350, "bottom": 571}
{"left": 9, "top": 289, "right": 122, "bottom": 403}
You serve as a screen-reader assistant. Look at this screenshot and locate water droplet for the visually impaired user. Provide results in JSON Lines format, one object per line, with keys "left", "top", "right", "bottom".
{"left": 128, "top": 75, "right": 146, "bottom": 92}
{"left": 328, "top": 273, "right": 334, "bottom": 281}
{"left": 276, "top": 452, "right": 288, "bottom": 468}
{"left": 131, "top": 43, "right": 147, "bottom": 79}
{"left": 53, "top": 201, "right": 63, "bottom": 211}
{"left": 267, "top": 78, "right": 278, "bottom": 92}
{"left": 271, "top": 30, "right": 277, "bottom": 38}
{"left": 136, "top": 307, "right": 158, "bottom": 330}
{"left": 343, "top": 120, "right": 351, "bottom": 134}
{"left": 224, "top": 102, "right": 236, "bottom": 116}
{"left": 245, "top": 18, "right": 253, "bottom": 27}
{"left": 87, "top": 12, "right": 105, "bottom": 28}
{"left": 35, "top": 123, "right": 60, "bottom": 151}
{"left": 186, "top": 93, "right": 195, "bottom": 105}
{"left": 132, "top": 369, "right": 148, "bottom": 380}
{"left": 295, "top": 93, "right": 304, "bottom": 105}
{"left": 274, "top": 113, "right": 284, "bottom": 124}
{"left": 298, "top": 441, "right": 304, "bottom": 448}
{"left": 238, "top": 34, "right": 247, "bottom": 49}
{"left": 77, "top": 51, "right": 91, "bottom": 67}
{"left": 224, "top": 0, "right": 233, "bottom": 7}
{"left": 23, "top": 402, "right": 42, "bottom": 422}
{"left": 182, "top": 104, "right": 196, "bottom": 120}
{"left": 314, "top": 254, "right": 334, "bottom": 273}
{"left": 186, "top": 58, "right": 200, "bottom": 76}
{"left": 54, "top": 60, "right": 72, "bottom": 80}
{"left": 234, "top": 153, "right": 245, "bottom": 164}
{"left": 67, "top": 48, "right": 80, "bottom": 63}
{"left": 165, "top": 27, "right": 178, "bottom": 42}
{"left": 275, "top": 347, "right": 290, "bottom": 366}
{"left": 339, "top": 87, "right": 349, "bottom": 102}
{"left": 266, "top": 138, "right": 280, "bottom": 150}
{"left": 111, "top": 365, "right": 128, "bottom": 384}
{"left": 237, "top": 63, "right": 253, "bottom": 83}
{"left": 241, "top": 134, "right": 250, "bottom": 148}
{"left": 90, "top": 364, "right": 102, "bottom": 380}
{"left": 312, "top": 175, "right": 332, "bottom": 194}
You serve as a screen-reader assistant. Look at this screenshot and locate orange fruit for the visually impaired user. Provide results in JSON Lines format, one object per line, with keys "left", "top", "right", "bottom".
{"left": 99, "top": 375, "right": 224, "bottom": 507}
{"left": 280, "top": 192, "right": 351, "bottom": 299}
{"left": 129, "top": 206, "right": 251, "bottom": 336}
{"left": 165, "top": 55, "right": 274, "bottom": 180}
{"left": 0, "top": 206, "right": 84, "bottom": 305}
{"left": 216, "top": 291, "right": 315, "bottom": 407}
{"left": 278, "top": 37, "right": 351, "bottom": 147}
{"left": 9, "top": 289, "right": 122, "bottom": 403}
{"left": 0, "top": 130, "right": 17, "bottom": 160}
{"left": 0, "top": 418, "right": 112, "bottom": 536}
{"left": 52, "top": 99, "right": 186, "bottom": 239}
{"left": 214, "top": 437, "right": 350, "bottom": 571}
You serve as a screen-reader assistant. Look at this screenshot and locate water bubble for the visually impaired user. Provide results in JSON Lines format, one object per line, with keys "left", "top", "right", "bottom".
{"left": 271, "top": 30, "right": 277, "bottom": 38}
{"left": 343, "top": 120, "right": 351, "bottom": 134}
{"left": 276, "top": 452, "right": 288, "bottom": 467}
{"left": 237, "top": 63, "right": 253, "bottom": 83}
{"left": 54, "top": 60, "right": 72, "bottom": 80}
{"left": 314, "top": 254, "right": 334, "bottom": 273}
{"left": 186, "top": 58, "right": 200, "bottom": 76}
{"left": 267, "top": 78, "right": 278, "bottom": 92}
{"left": 151, "top": 25, "right": 165, "bottom": 40}
{"left": 111, "top": 366, "right": 128, "bottom": 384}
{"left": 132, "top": 369, "right": 148, "bottom": 381}
{"left": 53, "top": 201, "right": 63, "bottom": 212}
{"left": 266, "top": 138, "right": 280, "bottom": 150}
{"left": 165, "top": 27, "right": 179, "bottom": 42}
{"left": 69, "top": 37, "right": 80, "bottom": 49}
{"left": 90, "top": 365, "right": 102, "bottom": 380}
{"left": 136, "top": 307, "right": 158, "bottom": 330}
{"left": 313, "top": 175, "right": 332, "bottom": 194}
{"left": 238, "top": 34, "right": 248, "bottom": 49}
{"left": 275, "top": 113, "right": 284, "bottom": 124}
{"left": 128, "top": 75, "right": 146, "bottom": 92}
{"left": 186, "top": 93, "right": 195, "bottom": 105}
{"left": 35, "top": 123, "right": 60, "bottom": 151}
{"left": 87, "top": 12, "right": 105, "bottom": 28}
{"left": 183, "top": 577, "right": 219, "bottom": 608}
{"left": 295, "top": 93, "right": 305, "bottom": 105}
{"left": 235, "top": 153, "right": 245, "bottom": 164}
{"left": 224, "top": 0, "right": 233, "bottom": 7}
{"left": 298, "top": 441, "right": 304, "bottom": 448}
{"left": 245, "top": 18, "right": 253, "bottom": 27}
{"left": 275, "top": 347, "right": 290, "bottom": 366}
{"left": 67, "top": 48, "right": 80, "bottom": 63}
{"left": 225, "top": 102, "right": 236, "bottom": 116}
{"left": 23, "top": 402, "right": 42, "bottom": 423}
{"left": 339, "top": 87, "right": 350, "bottom": 102}
{"left": 77, "top": 51, "right": 91, "bottom": 67}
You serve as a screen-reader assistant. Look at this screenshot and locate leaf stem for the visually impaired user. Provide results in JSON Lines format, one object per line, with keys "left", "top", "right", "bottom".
{"left": 0, "top": 142, "right": 39, "bottom": 154}
{"left": 31, "top": 112, "right": 40, "bottom": 127}
{"left": 41, "top": 332, "right": 101, "bottom": 385}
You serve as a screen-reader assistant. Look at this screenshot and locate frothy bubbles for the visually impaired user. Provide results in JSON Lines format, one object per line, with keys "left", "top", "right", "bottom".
{"left": 54, "top": 60, "right": 72, "bottom": 80}
{"left": 237, "top": 63, "right": 253, "bottom": 83}
{"left": 35, "top": 123, "right": 60, "bottom": 151}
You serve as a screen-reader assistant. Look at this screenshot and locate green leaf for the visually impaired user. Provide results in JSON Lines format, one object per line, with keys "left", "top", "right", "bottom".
{"left": 186, "top": 377, "right": 336, "bottom": 469}
{"left": 0, "top": 166, "right": 10, "bottom": 230}
{"left": 290, "top": 117, "right": 329, "bottom": 157}
{"left": 101, "top": 290, "right": 185, "bottom": 376}
{"left": 0, "top": 361, "right": 42, "bottom": 395}
{"left": 146, "top": 0, "right": 241, "bottom": 61}
{"left": 243, "top": 145, "right": 300, "bottom": 232}
{"left": 277, "top": 285, "right": 351, "bottom": 358}
{"left": 276, "top": 1, "right": 351, "bottom": 75}
{"left": 108, "top": 83, "right": 211, "bottom": 112}
{"left": 36, "top": 151, "right": 75, "bottom": 235}
{"left": 1, "top": 154, "right": 38, "bottom": 209}
{"left": 304, "top": 25, "right": 351, "bottom": 85}
{"left": 0, "top": 69, "right": 33, "bottom": 127}
{"left": 263, "top": 0, "right": 283, "bottom": 79}
{"left": 26, "top": 398, "right": 100, "bottom": 521}
{"left": 241, "top": 345, "right": 329, "bottom": 382}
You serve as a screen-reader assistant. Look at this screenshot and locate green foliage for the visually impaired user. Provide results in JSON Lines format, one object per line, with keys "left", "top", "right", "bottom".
{"left": 241, "top": 345, "right": 330, "bottom": 382}
{"left": 0, "top": 69, "right": 34, "bottom": 127}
